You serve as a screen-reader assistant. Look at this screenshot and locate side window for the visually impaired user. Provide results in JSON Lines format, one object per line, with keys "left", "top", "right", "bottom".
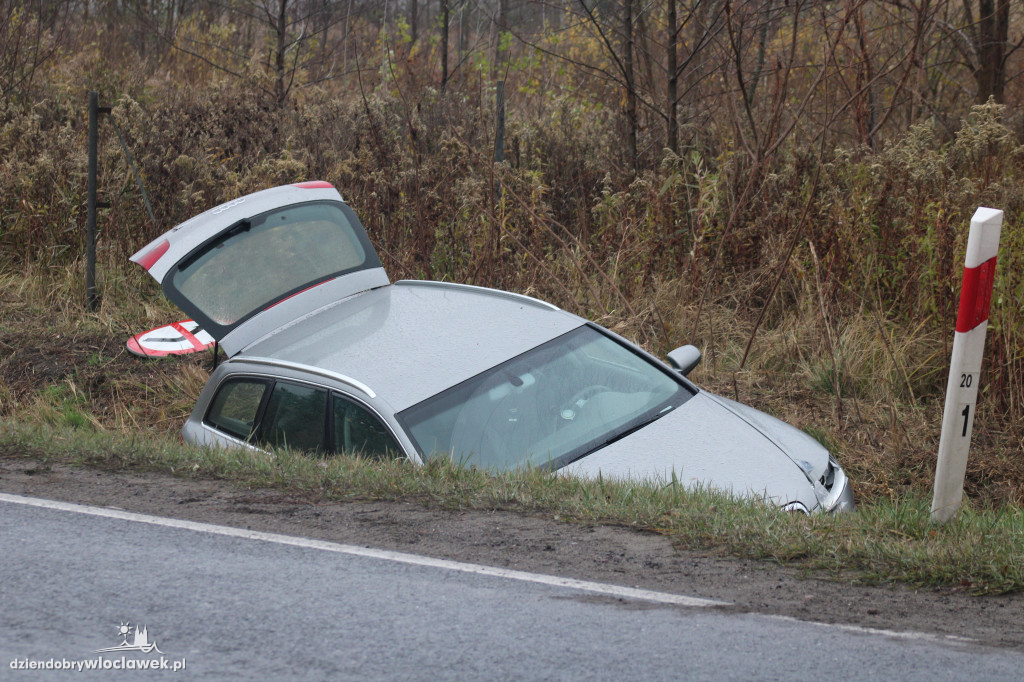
{"left": 205, "top": 379, "right": 269, "bottom": 440}
{"left": 260, "top": 382, "right": 328, "bottom": 453}
{"left": 332, "top": 394, "right": 402, "bottom": 460}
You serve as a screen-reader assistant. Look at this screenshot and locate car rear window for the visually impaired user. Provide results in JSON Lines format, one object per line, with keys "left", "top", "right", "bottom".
{"left": 206, "top": 376, "right": 402, "bottom": 459}
{"left": 171, "top": 202, "right": 369, "bottom": 326}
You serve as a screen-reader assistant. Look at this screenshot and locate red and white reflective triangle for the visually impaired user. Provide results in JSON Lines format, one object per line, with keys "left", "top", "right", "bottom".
{"left": 127, "top": 319, "right": 216, "bottom": 357}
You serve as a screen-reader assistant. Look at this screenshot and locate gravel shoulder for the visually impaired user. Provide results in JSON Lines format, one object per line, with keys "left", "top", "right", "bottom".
{"left": 2, "top": 456, "right": 1021, "bottom": 650}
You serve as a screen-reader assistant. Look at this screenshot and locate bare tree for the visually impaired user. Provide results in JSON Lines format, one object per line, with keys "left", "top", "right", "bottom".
{"left": 145, "top": 0, "right": 369, "bottom": 105}
{"left": 561, "top": 0, "right": 641, "bottom": 170}
{"left": 408, "top": 0, "right": 419, "bottom": 45}
{"left": 441, "top": 0, "right": 451, "bottom": 89}
{"left": 0, "top": 0, "right": 69, "bottom": 101}
{"left": 623, "top": 0, "right": 638, "bottom": 169}
{"left": 511, "top": 2, "right": 724, "bottom": 166}
{"left": 667, "top": 0, "right": 679, "bottom": 153}
{"left": 494, "top": 0, "right": 511, "bottom": 78}
{"left": 459, "top": 0, "right": 473, "bottom": 84}
{"left": 717, "top": 1, "right": 919, "bottom": 162}
{"left": 958, "top": 0, "right": 1021, "bottom": 103}
{"left": 660, "top": 1, "right": 725, "bottom": 154}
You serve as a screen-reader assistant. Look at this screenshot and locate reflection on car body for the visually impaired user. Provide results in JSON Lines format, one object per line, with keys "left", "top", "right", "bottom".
{"left": 130, "top": 182, "right": 855, "bottom": 513}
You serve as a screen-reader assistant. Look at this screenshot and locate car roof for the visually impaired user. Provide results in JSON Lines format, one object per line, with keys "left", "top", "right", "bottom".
{"left": 236, "top": 281, "right": 585, "bottom": 411}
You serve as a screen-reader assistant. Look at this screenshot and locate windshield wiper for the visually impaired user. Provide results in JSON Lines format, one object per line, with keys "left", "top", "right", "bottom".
{"left": 553, "top": 404, "right": 677, "bottom": 471}
{"left": 600, "top": 404, "right": 675, "bottom": 449}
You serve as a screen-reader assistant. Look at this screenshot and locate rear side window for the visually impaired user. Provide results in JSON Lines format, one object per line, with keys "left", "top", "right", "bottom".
{"left": 260, "top": 382, "right": 328, "bottom": 453}
{"left": 205, "top": 379, "right": 269, "bottom": 440}
{"left": 332, "top": 394, "right": 401, "bottom": 460}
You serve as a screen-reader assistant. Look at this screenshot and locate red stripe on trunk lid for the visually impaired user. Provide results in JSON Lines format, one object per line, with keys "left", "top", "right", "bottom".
{"left": 138, "top": 239, "right": 170, "bottom": 271}
{"left": 292, "top": 181, "right": 334, "bottom": 189}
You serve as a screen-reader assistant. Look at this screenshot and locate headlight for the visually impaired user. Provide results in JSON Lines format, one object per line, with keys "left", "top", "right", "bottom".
{"left": 819, "top": 456, "right": 855, "bottom": 513}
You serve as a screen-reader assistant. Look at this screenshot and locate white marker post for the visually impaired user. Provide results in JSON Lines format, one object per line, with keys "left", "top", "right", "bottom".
{"left": 931, "top": 207, "right": 1002, "bottom": 524}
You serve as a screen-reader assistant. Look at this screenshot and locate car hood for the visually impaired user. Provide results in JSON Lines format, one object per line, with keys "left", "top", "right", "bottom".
{"left": 560, "top": 391, "right": 828, "bottom": 510}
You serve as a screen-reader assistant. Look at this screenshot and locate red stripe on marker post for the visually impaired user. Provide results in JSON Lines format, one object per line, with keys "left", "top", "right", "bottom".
{"left": 955, "top": 256, "right": 997, "bottom": 333}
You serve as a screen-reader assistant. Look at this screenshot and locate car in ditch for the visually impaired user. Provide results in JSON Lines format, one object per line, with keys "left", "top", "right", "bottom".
{"left": 130, "top": 181, "right": 855, "bottom": 513}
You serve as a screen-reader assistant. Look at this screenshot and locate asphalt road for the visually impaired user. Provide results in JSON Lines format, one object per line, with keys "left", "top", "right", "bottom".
{"left": 2, "top": 494, "right": 1021, "bottom": 681}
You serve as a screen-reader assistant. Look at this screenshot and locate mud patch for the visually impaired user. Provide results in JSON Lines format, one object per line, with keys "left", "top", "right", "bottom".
{"left": 0, "top": 329, "right": 210, "bottom": 428}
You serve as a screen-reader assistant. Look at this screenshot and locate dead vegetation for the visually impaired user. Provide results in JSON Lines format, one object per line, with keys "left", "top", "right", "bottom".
{"left": 2, "top": 255, "right": 1023, "bottom": 511}
{"left": 1, "top": 2, "right": 1024, "bottom": 514}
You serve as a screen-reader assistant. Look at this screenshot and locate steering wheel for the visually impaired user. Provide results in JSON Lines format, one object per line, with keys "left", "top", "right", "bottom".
{"left": 559, "top": 385, "right": 611, "bottom": 421}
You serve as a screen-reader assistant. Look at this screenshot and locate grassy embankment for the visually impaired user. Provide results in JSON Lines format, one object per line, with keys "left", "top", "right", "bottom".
{"left": 1, "top": 259, "right": 1022, "bottom": 595}
{"left": 3, "top": 418, "right": 1022, "bottom": 595}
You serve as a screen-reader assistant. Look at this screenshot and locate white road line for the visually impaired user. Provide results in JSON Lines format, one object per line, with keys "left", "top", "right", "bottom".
{"left": 0, "top": 492, "right": 725, "bottom": 608}
{"left": 763, "top": 614, "right": 976, "bottom": 646}
{"left": 0, "top": 492, "right": 981, "bottom": 646}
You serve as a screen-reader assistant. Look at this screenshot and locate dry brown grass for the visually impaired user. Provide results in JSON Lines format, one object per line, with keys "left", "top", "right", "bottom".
{"left": 2, "top": 256, "right": 1022, "bottom": 509}
{"left": 673, "top": 291, "right": 1024, "bottom": 508}
{"left": 0, "top": 258, "right": 207, "bottom": 436}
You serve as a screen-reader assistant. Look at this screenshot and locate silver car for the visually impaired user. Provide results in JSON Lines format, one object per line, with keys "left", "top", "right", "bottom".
{"left": 130, "top": 182, "right": 854, "bottom": 513}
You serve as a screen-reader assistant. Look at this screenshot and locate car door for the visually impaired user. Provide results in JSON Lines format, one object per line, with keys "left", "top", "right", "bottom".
{"left": 202, "top": 375, "right": 402, "bottom": 459}
{"left": 129, "top": 182, "right": 389, "bottom": 356}
{"left": 258, "top": 381, "right": 329, "bottom": 453}
{"left": 330, "top": 392, "right": 403, "bottom": 460}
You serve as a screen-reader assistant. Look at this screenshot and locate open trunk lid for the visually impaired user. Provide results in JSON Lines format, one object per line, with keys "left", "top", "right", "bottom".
{"left": 130, "top": 182, "right": 389, "bottom": 357}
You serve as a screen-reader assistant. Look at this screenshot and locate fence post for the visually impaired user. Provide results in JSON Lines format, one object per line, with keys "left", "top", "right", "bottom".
{"left": 86, "top": 91, "right": 117, "bottom": 310}
{"left": 494, "top": 80, "right": 505, "bottom": 165}
{"left": 493, "top": 80, "right": 505, "bottom": 207}
{"left": 86, "top": 91, "right": 99, "bottom": 311}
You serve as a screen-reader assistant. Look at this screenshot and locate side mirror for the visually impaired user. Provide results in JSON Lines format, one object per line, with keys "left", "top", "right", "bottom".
{"left": 666, "top": 345, "right": 702, "bottom": 376}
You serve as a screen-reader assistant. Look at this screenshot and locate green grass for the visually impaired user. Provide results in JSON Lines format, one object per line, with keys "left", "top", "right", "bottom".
{"left": 2, "top": 420, "right": 1021, "bottom": 595}
{"left": 36, "top": 385, "right": 95, "bottom": 430}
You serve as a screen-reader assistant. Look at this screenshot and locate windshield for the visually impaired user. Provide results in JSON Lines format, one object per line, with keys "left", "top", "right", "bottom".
{"left": 169, "top": 201, "right": 373, "bottom": 329}
{"left": 397, "top": 326, "right": 694, "bottom": 471}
